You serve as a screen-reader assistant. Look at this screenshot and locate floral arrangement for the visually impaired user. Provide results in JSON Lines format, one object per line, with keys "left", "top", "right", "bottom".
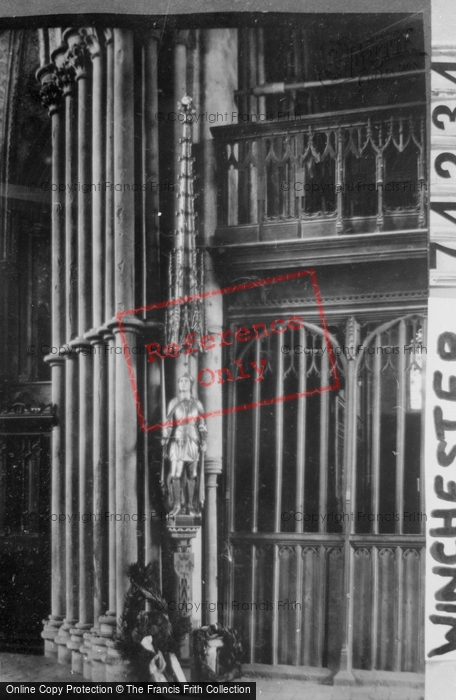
{"left": 116, "top": 561, "right": 191, "bottom": 678}
{"left": 193, "top": 623, "right": 244, "bottom": 681}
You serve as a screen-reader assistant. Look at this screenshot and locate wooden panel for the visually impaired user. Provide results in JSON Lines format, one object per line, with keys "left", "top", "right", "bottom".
{"left": 232, "top": 545, "right": 253, "bottom": 663}
{"left": 300, "top": 546, "right": 321, "bottom": 666}
{"left": 401, "top": 548, "right": 422, "bottom": 672}
{"left": 254, "top": 545, "right": 274, "bottom": 665}
{"left": 324, "top": 546, "right": 344, "bottom": 668}
{"left": 261, "top": 221, "right": 300, "bottom": 240}
{"left": 227, "top": 166, "right": 238, "bottom": 226}
{"left": 376, "top": 547, "right": 396, "bottom": 671}
{"left": 249, "top": 544, "right": 256, "bottom": 662}
{"left": 395, "top": 545, "right": 404, "bottom": 671}
{"left": 277, "top": 545, "right": 298, "bottom": 665}
{"left": 352, "top": 547, "right": 372, "bottom": 669}
{"left": 300, "top": 218, "right": 338, "bottom": 239}
{"left": 417, "top": 546, "right": 425, "bottom": 673}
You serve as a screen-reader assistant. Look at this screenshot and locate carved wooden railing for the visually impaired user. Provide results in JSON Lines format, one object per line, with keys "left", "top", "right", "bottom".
{"left": 228, "top": 534, "right": 424, "bottom": 671}
{"left": 212, "top": 103, "right": 426, "bottom": 243}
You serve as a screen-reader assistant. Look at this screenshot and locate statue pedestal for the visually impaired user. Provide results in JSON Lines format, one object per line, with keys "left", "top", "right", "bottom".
{"left": 167, "top": 516, "right": 200, "bottom": 667}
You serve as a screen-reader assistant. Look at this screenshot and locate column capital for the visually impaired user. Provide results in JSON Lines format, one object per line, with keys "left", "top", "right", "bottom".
{"left": 103, "top": 28, "right": 113, "bottom": 46}
{"left": 36, "top": 64, "right": 63, "bottom": 116}
{"left": 150, "top": 29, "right": 163, "bottom": 42}
{"left": 81, "top": 27, "right": 101, "bottom": 60}
{"left": 51, "top": 43, "right": 67, "bottom": 72}
{"left": 84, "top": 327, "right": 104, "bottom": 345}
{"left": 98, "top": 323, "right": 115, "bottom": 341}
{"left": 167, "top": 525, "right": 199, "bottom": 550}
{"left": 345, "top": 315, "right": 359, "bottom": 359}
{"left": 107, "top": 314, "right": 145, "bottom": 336}
{"left": 69, "top": 336, "right": 92, "bottom": 351}
{"left": 204, "top": 458, "right": 222, "bottom": 476}
{"left": 64, "top": 28, "right": 89, "bottom": 80}
{"left": 43, "top": 354, "right": 66, "bottom": 366}
{"left": 60, "top": 63, "right": 76, "bottom": 97}
{"left": 174, "top": 29, "right": 191, "bottom": 48}
{"left": 53, "top": 42, "right": 77, "bottom": 97}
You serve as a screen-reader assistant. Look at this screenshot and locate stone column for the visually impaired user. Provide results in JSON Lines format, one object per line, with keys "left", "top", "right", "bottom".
{"left": 144, "top": 30, "right": 161, "bottom": 305}
{"left": 52, "top": 38, "right": 80, "bottom": 665}
{"left": 143, "top": 30, "right": 162, "bottom": 570}
{"left": 66, "top": 28, "right": 94, "bottom": 673}
{"left": 200, "top": 29, "right": 237, "bottom": 624}
{"left": 104, "top": 32, "right": 140, "bottom": 681}
{"left": 84, "top": 26, "right": 108, "bottom": 628}
{"left": 36, "top": 61, "right": 66, "bottom": 654}
{"left": 99, "top": 29, "right": 117, "bottom": 634}
{"left": 112, "top": 26, "right": 139, "bottom": 617}
{"left": 83, "top": 28, "right": 109, "bottom": 682}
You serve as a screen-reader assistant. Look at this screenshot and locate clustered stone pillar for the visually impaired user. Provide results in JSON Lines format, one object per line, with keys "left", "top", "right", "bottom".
{"left": 104, "top": 29, "right": 141, "bottom": 682}
{"left": 100, "top": 27, "right": 118, "bottom": 631}
{"left": 83, "top": 27, "right": 109, "bottom": 681}
{"left": 64, "top": 28, "right": 95, "bottom": 674}
{"left": 37, "top": 57, "right": 66, "bottom": 657}
{"left": 143, "top": 29, "right": 162, "bottom": 569}
{"left": 200, "top": 29, "right": 238, "bottom": 624}
{"left": 37, "top": 24, "right": 230, "bottom": 681}
{"left": 53, "top": 40, "right": 79, "bottom": 665}
{"left": 113, "top": 27, "right": 138, "bottom": 614}
{"left": 36, "top": 27, "right": 149, "bottom": 681}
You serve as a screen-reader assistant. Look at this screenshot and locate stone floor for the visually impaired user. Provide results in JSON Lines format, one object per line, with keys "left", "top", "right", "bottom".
{"left": 253, "top": 680, "right": 424, "bottom": 700}
{"left": 0, "top": 652, "right": 80, "bottom": 683}
{"left": 0, "top": 653, "right": 425, "bottom": 700}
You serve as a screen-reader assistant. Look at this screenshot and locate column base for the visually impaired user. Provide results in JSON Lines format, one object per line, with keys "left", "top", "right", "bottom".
{"left": 81, "top": 635, "right": 93, "bottom": 680}
{"left": 99, "top": 611, "right": 117, "bottom": 638}
{"left": 56, "top": 619, "right": 78, "bottom": 665}
{"left": 333, "top": 669, "right": 356, "bottom": 686}
{"left": 69, "top": 624, "right": 91, "bottom": 674}
{"left": 86, "top": 627, "right": 112, "bottom": 682}
{"left": 104, "top": 640, "right": 135, "bottom": 682}
{"left": 71, "top": 650, "right": 83, "bottom": 675}
{"left": 43, "top": 639, "right": 59, "bottom": 657}
{"left": 91, "top": 658, "right": 107, "bottom": 683}
{"left": 41, "top": 615, "right": 64, "bottom": 657}
{"left": 333, "top": 643, "right": 356, "bottom": 686}
{"left": 95, "top": 613, "right": 118, "bottom": 680}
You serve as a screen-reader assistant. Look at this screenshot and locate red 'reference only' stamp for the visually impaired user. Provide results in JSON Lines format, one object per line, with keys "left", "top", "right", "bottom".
{"left": 117, "top": 269, "right": 340, "bottom": 432}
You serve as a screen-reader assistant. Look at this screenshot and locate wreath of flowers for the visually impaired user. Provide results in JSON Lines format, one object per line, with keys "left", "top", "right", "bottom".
{"left": 193, "top": 623, "right": 244, "bottom": 681}
{"left": 116, "top": 562, "right": 191, "bottom": 677}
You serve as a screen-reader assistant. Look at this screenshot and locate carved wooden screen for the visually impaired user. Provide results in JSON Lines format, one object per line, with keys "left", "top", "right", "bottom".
{"left": 351, "top": 314, "right": 426, "bottom": 672}
{"left": 224, "top": 313, "right": 425, "bottom": 673}
{"left": 216, "top": 110, "right": 426, "bottom": 236}
{"left": 225, "top": 320, "right": 347, "bottom": 668}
